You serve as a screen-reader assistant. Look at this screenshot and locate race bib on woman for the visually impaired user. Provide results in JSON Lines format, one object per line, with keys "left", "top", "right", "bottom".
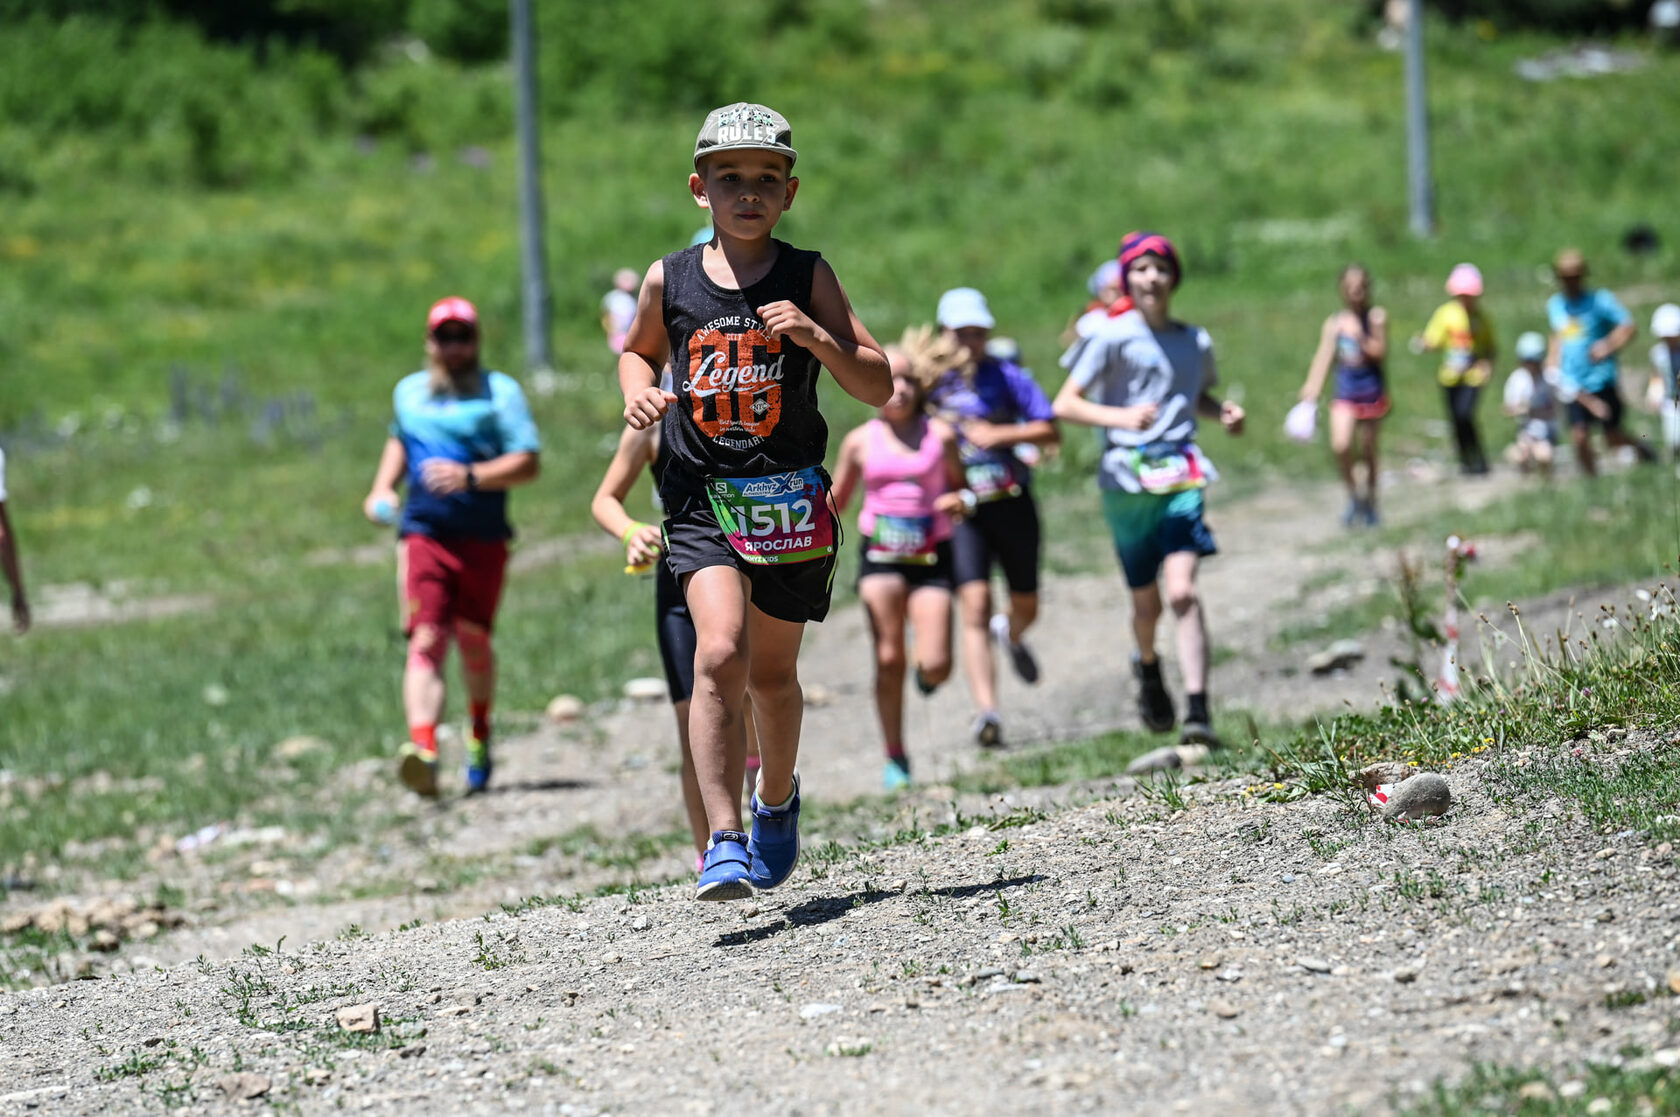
{"left": 865, "top": 514, "right": 938, "bottom": 566}
{"left": 706, "top": 467, "right": 835, "bottom": 565}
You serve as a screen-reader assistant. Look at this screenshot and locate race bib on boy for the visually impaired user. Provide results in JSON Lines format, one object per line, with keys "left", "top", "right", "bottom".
{"left": 1125, "top": 445, "right": 1209, "bottom": 495}
{"left": 706, "top": 467, "right": 834, "bottom": 566}
{"left": 865, "top": 514, "right": 938, "bottom": 566}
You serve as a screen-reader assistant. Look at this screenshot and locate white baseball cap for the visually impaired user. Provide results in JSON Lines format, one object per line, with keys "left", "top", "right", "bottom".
{"left": 1653, "top": 303, "right": 1680, "bottom": 339}
{"left": 936, "top": 287, "right": 995, "bottom": 330}
{"left": 1514, "top": 331, "right": 1547, "bottom": 361}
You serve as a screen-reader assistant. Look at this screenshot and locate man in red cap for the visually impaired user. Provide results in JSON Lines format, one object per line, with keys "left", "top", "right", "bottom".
{"left": 362, "top": 297, "right": 542, "bottom": 797}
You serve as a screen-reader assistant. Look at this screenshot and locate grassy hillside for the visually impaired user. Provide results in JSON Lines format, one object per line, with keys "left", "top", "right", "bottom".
{"left": 2, "top": 0, "right": 1680, "bottom": 870}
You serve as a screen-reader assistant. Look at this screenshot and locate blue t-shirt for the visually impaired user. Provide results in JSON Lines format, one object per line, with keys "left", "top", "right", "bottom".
{"left": 926, "top": 358, "right": 1055, "bottom": 494}
{"left": 390, "top": 369, "right": 542, "bottom": 540}
{"left": 1547, "top": 288, "right": 1631, "bottom": 394}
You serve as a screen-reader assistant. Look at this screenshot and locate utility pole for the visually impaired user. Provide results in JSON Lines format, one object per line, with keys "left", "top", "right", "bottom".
{"left": 1404, "top": 0, "right": 1436, "bottom": 238}
{"left": 510, "top": 0, "right": 553, "bottom": 372}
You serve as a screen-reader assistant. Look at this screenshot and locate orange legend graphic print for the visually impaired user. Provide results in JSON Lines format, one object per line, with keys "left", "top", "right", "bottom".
{"left": 684, "top": 316, "right": 785, "bottom": 450}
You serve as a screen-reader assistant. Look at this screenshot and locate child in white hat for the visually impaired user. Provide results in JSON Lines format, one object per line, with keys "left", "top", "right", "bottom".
{"left": 1501, "top": 331, "right": 1561, "bottom": 478}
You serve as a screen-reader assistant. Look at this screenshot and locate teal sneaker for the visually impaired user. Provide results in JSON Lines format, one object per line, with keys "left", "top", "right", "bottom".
{"left": 696, "top": 830, "right": 753, "bottom": 901}
{"left": 464, "top": 735, "right": 492, "bottom": 795}
{"left": 746, "top": 773, "right": 801, "bottom": 890}
{"left": 883, "top": 756, "right": 911, "bottom": 791}
{"left": 397, "top": 742, "right": 439, "bottom": 799}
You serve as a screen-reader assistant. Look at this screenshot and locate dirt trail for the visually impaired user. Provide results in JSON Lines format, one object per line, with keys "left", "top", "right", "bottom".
{"left": 4, "top": 730, "right": 1677, "bottom": 1116}
{"left": 65, "top": 464, "right": 1587, "bottom": 972}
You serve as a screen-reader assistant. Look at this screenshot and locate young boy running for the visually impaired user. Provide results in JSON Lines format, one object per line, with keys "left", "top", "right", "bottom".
{"left": 363, "top": 297, "right": 542, "bottom": 797}
{"left": 591, "top": 406, "right": 764, "bottom": 867}
{"left": 618, "top": 103, "right": 891, "bottom": 901}
{"left": 1054, "top": 232, "right": 1244, "bottom": 747}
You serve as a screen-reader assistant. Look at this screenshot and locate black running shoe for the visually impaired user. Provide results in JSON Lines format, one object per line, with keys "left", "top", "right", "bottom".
{"left": 1133, "top": 654, "right": 1176, "bottom": 733}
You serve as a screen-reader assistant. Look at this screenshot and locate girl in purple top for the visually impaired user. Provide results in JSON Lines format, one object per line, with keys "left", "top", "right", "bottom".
{"left": 929, "top": 287, "right": 1061, "bottom": 749}
{"left": 831, "top": 329, "right": 971, "bottom": 789}
{"left": 1296, "top": 264, "right": 1389, "bottom": 527}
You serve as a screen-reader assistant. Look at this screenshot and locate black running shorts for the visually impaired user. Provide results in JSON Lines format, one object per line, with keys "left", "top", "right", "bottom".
{"left": 951, "top": 493, "right": 1041, "bottom": 594}
{"left": 661, "top": 497, "right": 837, "bottom": 624}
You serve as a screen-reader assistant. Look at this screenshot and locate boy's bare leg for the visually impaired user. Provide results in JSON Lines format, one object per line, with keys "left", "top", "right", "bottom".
{"left": 1161, "top": 552, "right": 1209, "bottom": 696}
{"left": 683, "top": 566, "right": 754, "bottom": 833}
{"left": 745, "top": 607, "right": 807, "bottom": 808}
{"left": 1130, "top": 582, "right": 1163, "bottom": 662}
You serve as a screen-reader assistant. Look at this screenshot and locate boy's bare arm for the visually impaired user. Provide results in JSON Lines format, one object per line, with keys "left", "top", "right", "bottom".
{"left": 620, "top": 261, "right": 675, "bottom": 430}
{"left": 1052, "top": 373, "right": 1156, "bottom": 430}
{"left": 760, "top": 260, "right": 890, "bottom": 407}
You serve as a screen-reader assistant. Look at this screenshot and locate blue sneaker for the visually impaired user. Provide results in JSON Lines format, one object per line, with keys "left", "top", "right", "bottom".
{"left": 747, "top": 773, "right": 801, "bottom": 890}
{"left": 883, "top": 756, "right": 911, "bottom": 791}
{"left": 464, "top": 735, "right": 492, "bottom": 795}
{"left": 696, "top": 831, "right": 753, "bottom": 901}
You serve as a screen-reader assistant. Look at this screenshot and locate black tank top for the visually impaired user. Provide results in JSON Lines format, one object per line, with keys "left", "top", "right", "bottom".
{"left": 660, "top": 240, "right": 826, "bottom": 485}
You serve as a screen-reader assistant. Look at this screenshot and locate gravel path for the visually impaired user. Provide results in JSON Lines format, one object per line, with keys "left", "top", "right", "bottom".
{"left": 4, "top": 732, "right": 1677, "bottom": 1115}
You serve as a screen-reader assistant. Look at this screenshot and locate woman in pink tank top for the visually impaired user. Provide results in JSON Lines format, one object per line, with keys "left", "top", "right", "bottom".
{"left": 830, "top": 329, "right": 972, "bottom": 789}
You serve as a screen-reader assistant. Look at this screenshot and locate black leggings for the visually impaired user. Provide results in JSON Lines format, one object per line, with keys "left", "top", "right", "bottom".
{"left": 1443, "top": 385, "right": 1487, "bottom": 473}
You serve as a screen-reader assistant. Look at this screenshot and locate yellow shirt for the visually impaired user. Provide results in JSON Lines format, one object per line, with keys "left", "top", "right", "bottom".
{"left": 1423, "top": 300, "right": 1497, "bottom": 387}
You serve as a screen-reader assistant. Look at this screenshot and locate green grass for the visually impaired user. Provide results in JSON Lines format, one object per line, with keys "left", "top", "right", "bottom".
{"left": 1277, "top": 465, "right": 1680, "bottom": 647}
{"left": 1405, "top": 1061, "right": 1679, "bottom": 1116}
{"left": 1258, "top": 578, "right": 1680, "bottom": 805}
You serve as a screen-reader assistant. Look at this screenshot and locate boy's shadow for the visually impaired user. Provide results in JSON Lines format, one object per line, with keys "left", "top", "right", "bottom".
{"left": 714, "top": 874, "right": 1043, "bottom": 948}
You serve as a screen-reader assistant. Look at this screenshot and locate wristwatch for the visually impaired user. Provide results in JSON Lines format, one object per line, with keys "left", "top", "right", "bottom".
{"left": 465, "top": 465, "right": 479, "bottom": 492}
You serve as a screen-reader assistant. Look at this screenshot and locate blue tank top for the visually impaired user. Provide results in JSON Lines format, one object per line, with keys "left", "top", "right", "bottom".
{"left": 1332, "top": 311, "right": 1385, "bottom": 406}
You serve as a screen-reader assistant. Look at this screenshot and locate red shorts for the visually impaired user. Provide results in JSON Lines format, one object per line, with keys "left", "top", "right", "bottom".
{"left": 1331, "top": 396, "right": 1392, "bottom": 422}
{"left": 402, "top": 535, "right": 509, "bottom": 635}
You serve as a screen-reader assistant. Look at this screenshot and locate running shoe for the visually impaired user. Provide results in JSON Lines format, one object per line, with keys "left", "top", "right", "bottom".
{"left": 990, "top": 614, "right": 1041, "bottom": 684}
{"left": 972, "top": 710, "right": 1004, "bottom": 749}
{"left": 696, "top": 830, "right": 754, "bottom": 901}
{"left": 464, "top": 735, "right": 492, "bottom": 795}
{"left": 1361, "top": 501, "right": 1380, "bottom": 528}
{"left": 913, "top": 665, "right": 939, "bottom": 697}
{"left": 1133, "top": 654, "right": 1176, "bottom": 733}
{"left": 883, "top": 756, "right": 911, "bottom": 791}
{"left": 746, "top": 774, "right": 801, "bottom": 890}
{"left": 1179, "top": 721, "right": 1224, "bottom": 749}
{"left": 1341, "top": 499, "right": 1362, "bottom": 528}
{"left": 397, "top": 742, "right": 440, "bottom": 799}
